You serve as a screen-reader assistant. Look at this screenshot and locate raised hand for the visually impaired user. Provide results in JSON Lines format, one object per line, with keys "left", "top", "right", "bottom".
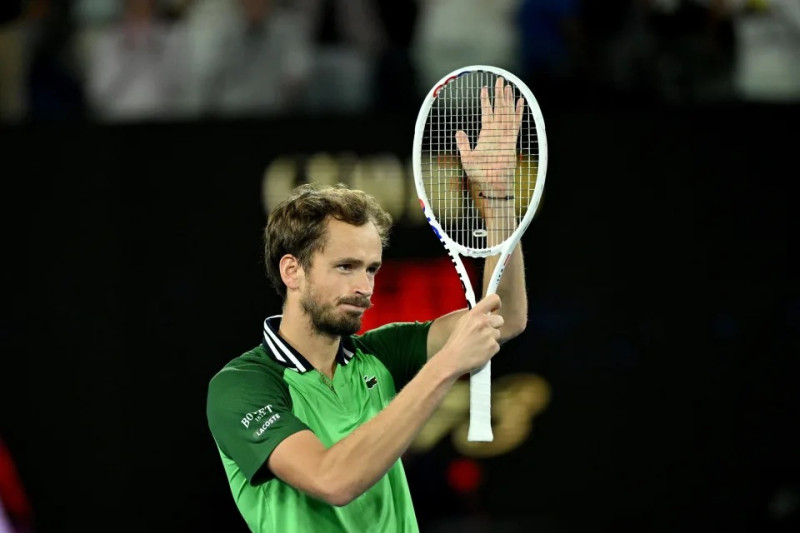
{"left": 455, "top": 77, "right": 525, "bottom": 199}
{"left": 439, "top": 294, "right": 504, "bottom": 375}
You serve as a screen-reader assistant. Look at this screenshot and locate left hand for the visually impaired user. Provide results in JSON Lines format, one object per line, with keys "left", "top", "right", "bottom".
{"left": 455, "top": 76, "right": 524, "bottom": 200}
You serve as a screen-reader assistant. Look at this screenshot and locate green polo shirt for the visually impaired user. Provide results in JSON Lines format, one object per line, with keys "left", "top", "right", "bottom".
{"left": 206, "top": 315, "right": 431, "bottom": 532}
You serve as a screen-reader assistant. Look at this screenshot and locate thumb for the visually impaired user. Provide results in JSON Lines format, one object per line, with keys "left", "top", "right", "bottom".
{"left": 473, "top": 293, "right": 501, "bottom": 315}
{"left": 455, "top": 131, "right": 472, "bottom": 158}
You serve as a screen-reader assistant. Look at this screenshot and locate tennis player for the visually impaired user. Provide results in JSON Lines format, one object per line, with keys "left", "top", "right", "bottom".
{"left": 206, "top": 183, "right": 527, "bottom": 531}
{"left": 206, "top": 91, "right": 528, "bottom": 532}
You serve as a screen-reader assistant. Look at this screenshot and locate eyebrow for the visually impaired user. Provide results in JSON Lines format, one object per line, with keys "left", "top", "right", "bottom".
{"left": 335, "top": 258, "right": 382, "bottom": 268}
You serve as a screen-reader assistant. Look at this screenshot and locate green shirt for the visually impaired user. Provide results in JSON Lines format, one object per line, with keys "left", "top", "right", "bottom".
{"left": 206, "top": 315, "right": 431, "bottom": 532}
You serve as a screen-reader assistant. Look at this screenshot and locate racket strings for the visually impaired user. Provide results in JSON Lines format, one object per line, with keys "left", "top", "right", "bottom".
{"left": 421, "top": 71, "right": 539, "bottom": 251}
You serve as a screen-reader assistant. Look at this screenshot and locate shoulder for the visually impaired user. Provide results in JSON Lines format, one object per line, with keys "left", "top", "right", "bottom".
{"left": 352, "top": 321, "right": 433, "bottom": 352}
{"left": 208, "top": 345, "right": 287, "bottom": 399}
{"left": 354, "top": 320, "right": 433, "bottom": 338}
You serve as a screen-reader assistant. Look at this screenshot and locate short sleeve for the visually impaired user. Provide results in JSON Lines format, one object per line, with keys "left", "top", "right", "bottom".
{"left": 353, "top": 321, "right": 431, "bottom": 391}
{"left": 206, "top": 360, "right": 309, "bottom": 485}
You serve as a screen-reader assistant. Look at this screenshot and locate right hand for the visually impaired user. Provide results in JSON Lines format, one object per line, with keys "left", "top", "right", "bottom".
{"left": 439, "top": 294, "right": 504, "bottom": 376}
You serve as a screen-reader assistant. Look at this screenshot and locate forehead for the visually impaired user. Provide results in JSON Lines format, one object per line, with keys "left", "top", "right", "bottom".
{"left": 320, "top": 218, "right": 382, "bottom": 258}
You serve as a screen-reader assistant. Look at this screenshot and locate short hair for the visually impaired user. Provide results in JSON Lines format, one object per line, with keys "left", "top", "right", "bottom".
{"left": 264, "top": 183, "right": 392, "bottom": 299}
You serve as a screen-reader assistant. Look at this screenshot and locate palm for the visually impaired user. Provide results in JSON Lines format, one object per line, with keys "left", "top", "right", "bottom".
{"left": 455, "top": 77, "right": 524, "bottom": 196}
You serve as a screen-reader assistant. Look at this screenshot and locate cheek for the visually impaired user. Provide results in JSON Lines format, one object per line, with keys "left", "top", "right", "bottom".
{"left": 306, "top": 275, "right": 337, "bottom": 300}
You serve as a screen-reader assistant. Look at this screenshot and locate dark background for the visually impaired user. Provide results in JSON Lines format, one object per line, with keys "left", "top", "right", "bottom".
{"left": 2, "top": 100, "right": 798, "bottom": 532}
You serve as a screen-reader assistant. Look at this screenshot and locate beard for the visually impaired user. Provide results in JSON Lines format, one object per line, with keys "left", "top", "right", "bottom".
{"left": 301, "top": 291, "right": 371, "bottom": 337}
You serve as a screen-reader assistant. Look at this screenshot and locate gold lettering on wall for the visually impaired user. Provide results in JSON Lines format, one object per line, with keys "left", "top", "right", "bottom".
{"left": 261, "top": 152, "right": 542, "bottom": 223}
{"left": 410, "top": 373, "right": 551, "bottom": 458}
{"left": 262, "top": 156, "right": 297, "bottom": 213}
{"left": 262, "top": 152, "right": 423, "bottom": 224}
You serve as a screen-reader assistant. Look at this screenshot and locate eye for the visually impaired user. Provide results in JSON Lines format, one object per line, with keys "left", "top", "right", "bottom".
{"left": 367, "top": 265, "right": 380, "bottom": 275}
{"left": 337, "top": 264, "right": 354, "bottom": 272}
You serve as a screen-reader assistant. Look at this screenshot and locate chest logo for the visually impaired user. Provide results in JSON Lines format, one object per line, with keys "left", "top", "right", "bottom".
{"left": 364, "top": 375, "right": 378, "bottom": 389}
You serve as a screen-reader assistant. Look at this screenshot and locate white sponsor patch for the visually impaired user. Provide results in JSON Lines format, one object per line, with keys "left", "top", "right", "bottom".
{"left": 254, "top": 414, "right": 281, "bottom": 437}
{"left": 240, "top": 404, "right": 274, "bottom": 428}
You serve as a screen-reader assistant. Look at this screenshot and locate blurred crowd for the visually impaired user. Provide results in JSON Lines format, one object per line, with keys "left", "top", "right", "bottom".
{"left": 0, "top": 0, "right": 798, "bottom": 123}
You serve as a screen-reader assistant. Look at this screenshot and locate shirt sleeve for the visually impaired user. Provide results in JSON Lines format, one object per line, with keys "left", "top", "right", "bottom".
{"left": 353, "top": 321, "right": 432, "bottom": 391}
{"left": 206, "top": 360, "right": 309, "bottom": 485}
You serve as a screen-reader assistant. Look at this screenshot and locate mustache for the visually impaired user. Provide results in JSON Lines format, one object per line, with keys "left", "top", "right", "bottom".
{"left": 337, "top": 296, "right": 372, "bottom": 309}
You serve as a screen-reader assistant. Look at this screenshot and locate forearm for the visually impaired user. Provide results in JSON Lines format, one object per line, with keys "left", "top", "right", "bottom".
{"left": 482, "top": 203, "right": 528, "bottom": 339}
{"left": 483, "top": 242, "right": 527, "bottom": 338}
{"left": 318, "top": 354, "right": 458, "bottom": 505}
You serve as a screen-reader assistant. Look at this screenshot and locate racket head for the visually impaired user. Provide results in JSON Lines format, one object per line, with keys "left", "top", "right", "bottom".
{"left": 412, "top": 65, "right": 548, "bottom": 258}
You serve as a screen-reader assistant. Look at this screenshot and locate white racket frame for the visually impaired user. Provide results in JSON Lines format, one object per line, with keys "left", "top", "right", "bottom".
{"left": 412, "top": 65, "right": 548, "bottom": 442}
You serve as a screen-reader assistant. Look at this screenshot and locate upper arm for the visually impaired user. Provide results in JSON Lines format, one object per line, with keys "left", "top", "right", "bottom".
{"left": 354, "top": 322, "right": 432, "bottom": 388}
{"left": 426, "top": 308, "right": 467, "bottom": 360}
{"left": 207, "top": 364, "right": 350, "bottom": 506}
{"left": 206, "top": 364, "right": 309, "bottom": 485}
{"left": 267, "top": 430, "right": 340, "bottom": 504}
{"left": 427, "top": 298, "right": 525, "bottom": 359}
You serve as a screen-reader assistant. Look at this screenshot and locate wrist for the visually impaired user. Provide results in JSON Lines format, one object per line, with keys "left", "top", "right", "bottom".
{"left": 425, "top": 348, "right": 463, "bottom": 385}
{"left": 478, "top": 191, "right": 515, "bottom": 201}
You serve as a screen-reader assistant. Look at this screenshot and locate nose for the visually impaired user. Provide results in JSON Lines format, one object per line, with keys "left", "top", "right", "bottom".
{"left": 354, "top": 271, "right": 373, "bottom": 298}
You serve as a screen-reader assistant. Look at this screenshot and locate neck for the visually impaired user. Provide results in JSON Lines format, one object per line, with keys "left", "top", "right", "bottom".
{"left": 278, "top": 302, "right": 339, "bottom": 379}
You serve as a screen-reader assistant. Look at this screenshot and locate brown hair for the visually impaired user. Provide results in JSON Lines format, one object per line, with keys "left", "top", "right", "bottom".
{"left": 264, "top": 183, "right": 392, "bottom": 299}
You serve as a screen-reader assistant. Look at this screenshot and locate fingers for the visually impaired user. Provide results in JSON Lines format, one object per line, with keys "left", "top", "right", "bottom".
{"left": 488, "top": 78, "right": 518, "bottom": 127}
{"left": 455, "top": 130, "right": 472, "bottom": 158}
{"left": 480, "top": 86, "right": 492, "bottom": 123}
{"left": 495, "top": 77, "right": 505, "bottom": 115}
{"left": 503, "top": 85, "right": 514, "bottom": 124}
{"left": 473, "top": 293, "right": 501, "bottom": 314}
{"left": 488, "top": 313, "right": 504, "bottom": 330}
{"left": 492, "top": 327, "right": 502, "bottom": 344}
{"left": 482, "top": 78, "right": 519, "bottom": 126}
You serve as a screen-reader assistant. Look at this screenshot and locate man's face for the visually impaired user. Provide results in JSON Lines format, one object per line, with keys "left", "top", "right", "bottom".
{"left": 300, "top": 219, "right": 382, "bottom": 337}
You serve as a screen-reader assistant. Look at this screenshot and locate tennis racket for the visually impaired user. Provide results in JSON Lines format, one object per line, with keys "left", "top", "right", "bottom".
{"left": 412, "top": 65, "right": 548, "bottom": 442}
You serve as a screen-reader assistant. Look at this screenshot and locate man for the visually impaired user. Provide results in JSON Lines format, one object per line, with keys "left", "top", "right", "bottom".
{"left": 207, "top": 77, "right": 528, "bottom": 532}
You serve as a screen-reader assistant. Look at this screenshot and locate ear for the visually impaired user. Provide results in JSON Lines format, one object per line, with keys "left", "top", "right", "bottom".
{"left": 279, "top": 254, "right": 304, "bottom": 292}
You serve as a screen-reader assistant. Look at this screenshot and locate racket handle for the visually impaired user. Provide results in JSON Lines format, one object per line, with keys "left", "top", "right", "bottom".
{"left": 468, "top": 361, "right": 493, "bottom": 441}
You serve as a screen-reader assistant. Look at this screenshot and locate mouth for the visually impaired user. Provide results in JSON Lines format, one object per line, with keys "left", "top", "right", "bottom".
{"left": 338, "top": 300, "right": 371, "bottom": 313}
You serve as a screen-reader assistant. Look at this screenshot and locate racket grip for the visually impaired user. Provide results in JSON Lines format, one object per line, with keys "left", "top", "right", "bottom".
{"left": 468, "top": 361, "right": 493, "bottom": 441}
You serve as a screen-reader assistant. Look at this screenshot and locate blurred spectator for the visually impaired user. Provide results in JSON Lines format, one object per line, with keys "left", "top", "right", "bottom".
{"left": 517, "top": 0, "right": 584, "bottom": 100}
{"left": 26, "top": 0, "right": 87, "bottom": 120}
{"left": 372, "top": 1, "right": 420, "bottom": 112}
{"left": 74, "top": 0, "right": 194, "bottom": 25}
{"left": 726, "top": 0, "right": 800, "bottom": 102}
{"left": 78, "top": 0, "right": 191, "bottom": 122}
{"left": 578, "top": 0, "right": 650, "bottom": 101}
{"left": 74, "top": 0, "right": 125, "bottom": 25}
{"left": 410, "top": 0, "right": 522, "bottom": 96}
{"left": 184, "top": 0, "right": 314, "bottom": 118}
{"left": 641, "top": 0, "right": 737, "bottom": 102}
{"left": 0, "top": 436, "right": 34, "bottom": 533}
{"left": 0, "top": 2, "right": 28, "bottom": 122}
{"left": 301, "top": 0, "right": 387, "bottom": 113}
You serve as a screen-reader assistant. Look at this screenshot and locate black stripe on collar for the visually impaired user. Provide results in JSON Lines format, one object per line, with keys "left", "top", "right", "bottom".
{"left": 261, "top": 315, "right": 355, "bottom": 373}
